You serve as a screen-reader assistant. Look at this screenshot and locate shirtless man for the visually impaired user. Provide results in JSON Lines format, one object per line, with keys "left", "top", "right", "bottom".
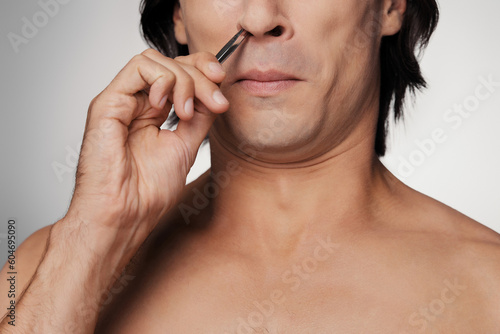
{"left": 1, "top": 0, "right": 499, "bottom": 332}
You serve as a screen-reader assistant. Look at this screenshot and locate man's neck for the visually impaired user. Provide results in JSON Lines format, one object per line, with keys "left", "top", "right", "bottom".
{"left": 203, "top": 132, "right": 398, "bottom": 258}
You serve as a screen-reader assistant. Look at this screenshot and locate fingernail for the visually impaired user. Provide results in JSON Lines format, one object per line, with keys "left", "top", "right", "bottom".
{"left": 159, "top": 95, "right": 168, "bottom": 109}
{"left": 184, "top": 98, "right": 194, "bottom": 116}
{"left": 209, "top": 62, "right": 225, "bottom": 75}
{"left": 213, "top": 90, "right": 229, "bottom": 105}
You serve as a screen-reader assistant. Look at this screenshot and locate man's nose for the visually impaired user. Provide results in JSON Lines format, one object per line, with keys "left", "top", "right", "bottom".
{"left": 237, "top": 0, "right": 292, "bottom": 41}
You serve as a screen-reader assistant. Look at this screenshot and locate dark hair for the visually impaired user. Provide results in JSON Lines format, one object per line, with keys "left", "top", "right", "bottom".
{"left": 140, "top": 0, "right": 439, "bottom": 156}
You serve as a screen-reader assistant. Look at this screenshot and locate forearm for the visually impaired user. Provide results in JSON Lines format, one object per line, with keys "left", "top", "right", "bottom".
{"left": 0, "top": 216, "right": 139, "bottom": 333}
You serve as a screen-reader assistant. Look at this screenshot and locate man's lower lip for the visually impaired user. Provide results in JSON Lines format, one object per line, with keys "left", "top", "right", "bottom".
{"left": 237, "top": 79, "right": 298, "bottom": 95}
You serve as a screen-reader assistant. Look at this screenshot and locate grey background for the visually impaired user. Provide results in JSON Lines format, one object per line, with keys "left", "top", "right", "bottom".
{"left": 1, "top": 0, "right": 499, "bottom": 266}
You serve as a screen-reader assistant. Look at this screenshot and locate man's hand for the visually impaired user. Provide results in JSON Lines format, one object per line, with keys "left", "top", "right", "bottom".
{"left": 68, "top": 49, "right": 228, "bottom": 242}
{"left": 0, "top": 49, "right": 229, "bottom": 333}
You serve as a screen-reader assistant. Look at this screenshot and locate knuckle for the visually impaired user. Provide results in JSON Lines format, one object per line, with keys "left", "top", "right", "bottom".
{"left": 163, "top": 70, "right": 176, "bottom": 85}
{"left": 166, "top": 71, "right": 177, "bottom": 84}
{"left": 193, "top": 52, "right": 217, "bottom": 69}
{"left": 129, "top": 54, "right": 146, "bottom": 66}
{"left": 91, "top": 91, "right": 137, "bottom": 116}
{"left": 184, "top": 75, "right": 195, "bottom": 91}
{"left": 198, "top": 51, "right": 216, "bottom": 61}
{"left": 88, "top": 92, "right": 107, "bottom": 114}
{"left": 141, "top": 48, "right": 158, "bottom": 57}
{"left": 174, "top": 55, "right": 187, "bottom": 62}
{"left": 154, "top": 72, "right": 175, "bottom": 90}
{"left": 197, "top": 51, "right": 214, "bottom": 60}
{"left": 89, "top": 94, "right": 100, "bottom": 110}
{"left": 107, "top": 93, "right": 138, "bottom": 111}
{"left": 175, "top": 76, "right": 194, "bottom": 95}
{"left": 181, "top": 63, "right": 196, "bottom": 74}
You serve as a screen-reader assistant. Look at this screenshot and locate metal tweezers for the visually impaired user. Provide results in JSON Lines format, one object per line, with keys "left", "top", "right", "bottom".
{"left": 216, "top": 29, "right": 248, "bottom": 64}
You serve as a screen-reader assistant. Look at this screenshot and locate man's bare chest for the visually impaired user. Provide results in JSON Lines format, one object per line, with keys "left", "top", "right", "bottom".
{"left": 94, "top": 225, "right": 495, "bottom": 333}
{"left": 95, "top": 259, "right": 474, "bottom": 334}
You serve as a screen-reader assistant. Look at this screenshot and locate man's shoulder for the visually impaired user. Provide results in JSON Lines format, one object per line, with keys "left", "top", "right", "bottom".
{"left": 407, "top": 187, "right": 500, "bottom": 258}
{"left": 384, "top": 187, "right": 500, "bottom": 329}
{"left": 0, "top": 224, "right": 53, "bottom": 316}
{"left": 420, "top": 191, "right": 500, "bottom": 250}
{"left": 390, "top": 183, "right": 499, "bottom": 275}
{"left": 448, "top": 214, "right": 500, "bottom": 328}
{"left": 0, "top": 224, "right": 53, "bottom": 272}
{"left": 395, "top": 182, "right": 500, "bottom": 245}
{"left": 403, "top": 188, "right": 500, "bottom": 311}
{"left": 450, "top": 212, "right": 500, "bottom": 282}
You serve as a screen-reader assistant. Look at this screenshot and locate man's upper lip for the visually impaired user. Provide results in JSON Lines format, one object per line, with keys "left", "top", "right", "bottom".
{"left": 235, "top": 70, "right": 299, "bottom": 82}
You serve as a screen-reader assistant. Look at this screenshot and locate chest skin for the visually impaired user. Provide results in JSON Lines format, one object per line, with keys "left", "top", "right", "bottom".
{"left": 94, "top": 224, "right": 483, "bottom": 334}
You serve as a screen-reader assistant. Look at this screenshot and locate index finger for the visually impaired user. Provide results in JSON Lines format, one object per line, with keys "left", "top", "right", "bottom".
{"left": 145, "top": 49, "right": 226, "bottom": 84}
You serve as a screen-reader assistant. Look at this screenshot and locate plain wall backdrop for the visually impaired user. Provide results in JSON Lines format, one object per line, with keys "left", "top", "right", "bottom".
{"left": 1, "top": 0, "right": 499, "bottom": 266}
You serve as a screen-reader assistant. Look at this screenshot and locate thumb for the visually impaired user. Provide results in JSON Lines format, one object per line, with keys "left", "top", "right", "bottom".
{"left": 167, "top": 105, "right": 218, "bottom": 161}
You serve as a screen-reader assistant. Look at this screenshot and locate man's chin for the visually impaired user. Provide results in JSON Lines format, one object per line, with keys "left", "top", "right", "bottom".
{"left": 222, "top": 130, "right": 319, "bottom": 164}
{"left": 211, "top": 109, "right": 325, "bottom": 162}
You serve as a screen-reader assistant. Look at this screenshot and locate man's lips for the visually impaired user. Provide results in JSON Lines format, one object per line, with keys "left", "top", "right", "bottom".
{"left": 235, "top": 69, "right": 299, "bottom": 82}
{"left": 234, "top": 70, "right": 301, "bottom": 96}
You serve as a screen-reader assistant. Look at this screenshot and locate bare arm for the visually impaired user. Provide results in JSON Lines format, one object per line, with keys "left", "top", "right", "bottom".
{"left": 0, "top": 225, "right": 51, "bottom": 328}
{"left": 0, "top": 49, "right": 228, "bottom": 333}
{"left": 0, "top": 219, "right": 119, "bottom": 332}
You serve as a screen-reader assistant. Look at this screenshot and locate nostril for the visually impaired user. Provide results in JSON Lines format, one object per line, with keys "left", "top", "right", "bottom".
{"left": 267, "top": 26, "right": 283, "bottom": 37}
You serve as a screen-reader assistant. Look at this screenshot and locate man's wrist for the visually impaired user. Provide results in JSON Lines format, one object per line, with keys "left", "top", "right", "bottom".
{"left": 52, "top": 212, "right": 141, "bottom": 273}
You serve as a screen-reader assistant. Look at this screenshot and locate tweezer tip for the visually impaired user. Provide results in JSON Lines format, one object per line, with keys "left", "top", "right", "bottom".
{"left": 216, "top": 29, "right": 249, "bottom": 63}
